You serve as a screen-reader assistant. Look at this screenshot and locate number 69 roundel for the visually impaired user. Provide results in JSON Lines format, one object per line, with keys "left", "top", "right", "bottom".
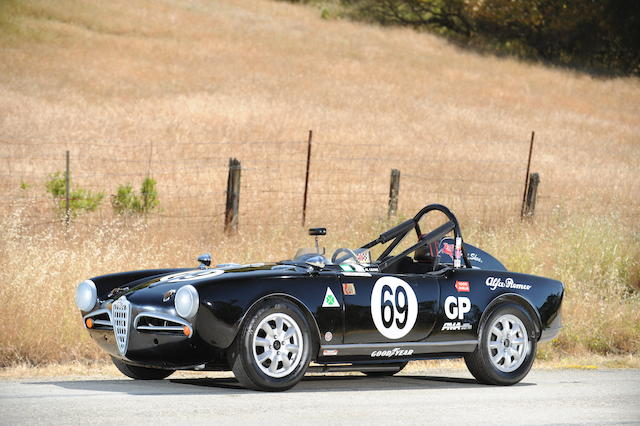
{"left": 370, "top": 276, "right": 418, "bottom": 339}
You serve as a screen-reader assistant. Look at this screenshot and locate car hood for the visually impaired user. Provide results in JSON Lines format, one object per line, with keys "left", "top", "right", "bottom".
{"left": 107, "top": 262, "right": 308, "bottom": 302}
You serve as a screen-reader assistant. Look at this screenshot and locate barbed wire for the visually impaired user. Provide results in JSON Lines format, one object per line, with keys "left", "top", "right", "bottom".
{"left": 2, "top": 137, "right": 637, "bottom": 235}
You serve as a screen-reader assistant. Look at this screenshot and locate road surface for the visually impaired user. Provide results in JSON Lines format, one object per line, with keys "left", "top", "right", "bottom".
{"left": 1, "top": 369, "right": 638, "bottom": 425}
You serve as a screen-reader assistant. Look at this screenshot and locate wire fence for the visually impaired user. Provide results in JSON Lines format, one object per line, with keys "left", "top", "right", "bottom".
{"left": 1, "top": 134, "right": 638, "bottom": 235}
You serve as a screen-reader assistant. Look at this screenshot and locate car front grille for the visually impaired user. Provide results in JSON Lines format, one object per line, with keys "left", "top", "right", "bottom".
{"left": 112, "top": 296, "right": 130, "bottom": 355}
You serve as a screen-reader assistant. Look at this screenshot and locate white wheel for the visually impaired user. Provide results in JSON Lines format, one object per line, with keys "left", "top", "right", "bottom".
{"left": 228, "top": 298, "right": 312, "bottom": 391}
{"left": 486, "top": 314, "right": 529, "bottom": 373}
{"left": 252, "top": 313, "right": 304, "bottom": 378}
{"left": 464, "top": 303, "right": 537, "bottom": 385}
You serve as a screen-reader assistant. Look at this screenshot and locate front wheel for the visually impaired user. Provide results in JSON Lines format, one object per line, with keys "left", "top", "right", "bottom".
{"left": 228, "top": 298, "right": 313, "bottom": 391}
{"left": 111, "top": 357, "right": 175, "bottom": 380}
{"left": 464, "top": 303, "right": 537, "bottom": 385}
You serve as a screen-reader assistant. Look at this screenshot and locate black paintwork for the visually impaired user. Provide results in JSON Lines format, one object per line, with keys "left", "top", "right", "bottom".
{"left": 79, "top": 204, "right": 564, "bottom": 371}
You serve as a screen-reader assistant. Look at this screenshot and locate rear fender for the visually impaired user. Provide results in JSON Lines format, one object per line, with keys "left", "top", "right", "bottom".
{"left": 479, "top": 293, "right": 542, "bottom": 340}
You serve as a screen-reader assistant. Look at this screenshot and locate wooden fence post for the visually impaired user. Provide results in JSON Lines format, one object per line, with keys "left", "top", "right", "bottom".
{"left": 224, "top": 158, "right": 241, "bottom": 234}
{"left": 520, "top": 131, "right": 535, "bottom": 219}
{"left": 302, "top": 130, "right": 313, "bottom": 227}
{"left": 523, "top": 172, "right": 540, "bottom": 218}
{"left": 388, "top": 169, "right": 400, "bottom": 217}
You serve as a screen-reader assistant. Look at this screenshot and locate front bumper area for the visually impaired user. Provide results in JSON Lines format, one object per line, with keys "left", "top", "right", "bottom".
{"left": 85, "top": 297, "right": 217, "bottom": 369}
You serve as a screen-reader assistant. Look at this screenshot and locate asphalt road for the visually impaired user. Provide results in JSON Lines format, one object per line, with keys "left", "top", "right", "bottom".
{"left": 1, "top": 369, "right": 639, "bottom": 425}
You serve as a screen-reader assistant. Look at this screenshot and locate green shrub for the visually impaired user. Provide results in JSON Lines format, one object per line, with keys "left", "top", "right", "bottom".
{"left": 112, "top": 177, "right": 159, "bottom": 215}
{"left": 45, "top": 171, "right": 104, "bottom": 217}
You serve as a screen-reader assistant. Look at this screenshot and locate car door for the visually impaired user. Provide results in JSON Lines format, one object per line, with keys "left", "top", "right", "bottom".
{"left": 340, "top": 270, "right": 439, "bottom": 344}
{"left": 432, "top": 268, "right": 486, "bottom": 341}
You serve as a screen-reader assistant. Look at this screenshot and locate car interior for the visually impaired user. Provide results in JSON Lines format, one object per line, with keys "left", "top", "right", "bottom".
{"left": 379, "top": 237, "right": 442, "bottom": 275}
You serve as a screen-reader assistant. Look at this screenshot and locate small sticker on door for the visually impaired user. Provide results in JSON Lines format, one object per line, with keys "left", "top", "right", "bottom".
{"left": 342, "top": 283, "right": 356, "bottom": 295}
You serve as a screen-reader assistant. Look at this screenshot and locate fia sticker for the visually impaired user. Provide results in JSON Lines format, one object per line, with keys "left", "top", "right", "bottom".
{"left": 370, "top": 277, "right": 418, "bottom": 339}
{"left": 324, "top": 331, "right": 333, "bottom": 342}
{"left": 322, "top": 287, "right": 340, "bottom": 308}
{"left": 342, "top": 283, "right": 356, "bottom": 295}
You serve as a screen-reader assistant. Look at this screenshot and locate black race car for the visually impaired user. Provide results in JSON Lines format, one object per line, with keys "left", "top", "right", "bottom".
{"left": 75, "top": 204, "right": 563, "bottom": 391}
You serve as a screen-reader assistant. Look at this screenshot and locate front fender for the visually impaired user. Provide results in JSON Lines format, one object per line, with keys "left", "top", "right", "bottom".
{"left": 194, "top": 275, "right": 339, "bottom": 350}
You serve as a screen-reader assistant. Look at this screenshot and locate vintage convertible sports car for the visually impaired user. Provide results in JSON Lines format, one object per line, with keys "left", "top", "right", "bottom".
{"left": 75, "top": 204, "right": 563, "bottom": 391}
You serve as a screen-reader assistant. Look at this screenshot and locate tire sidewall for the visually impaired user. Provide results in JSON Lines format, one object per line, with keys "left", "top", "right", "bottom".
{"left": 236, "top": 299, "right": 312, "bottom": 391}
{"left": 477, "top": 303, "right": 537, "bottom": 385}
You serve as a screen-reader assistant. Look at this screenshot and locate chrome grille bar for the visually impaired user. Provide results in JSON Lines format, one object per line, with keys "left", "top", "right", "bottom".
{"left": 112, "top": 296, "right": 130, "bottom": 355}
{"left": 133, "top": 312, "right": 193, "bottom": 337}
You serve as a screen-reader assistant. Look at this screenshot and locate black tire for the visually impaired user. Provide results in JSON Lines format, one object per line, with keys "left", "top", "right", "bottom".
{"left": 111, "top": 357, "right": 175, "bottom": 380}
{"left": 228, "top": 298, "right": 313, "bottom": 391}
{"left": 465, "top": 303, "right": 537, "bottom": 385}
{"left": 362, "top": 362, "right": 408, "bottom": 377}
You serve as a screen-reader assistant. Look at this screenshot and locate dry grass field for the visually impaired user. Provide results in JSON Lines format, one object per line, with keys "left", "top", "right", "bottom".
{"left": 0, "top": 0, "right": 639, "bottom": 366}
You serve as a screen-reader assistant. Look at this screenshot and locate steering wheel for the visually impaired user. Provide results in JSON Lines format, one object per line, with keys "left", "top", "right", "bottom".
{"left": 331, "top": 248, "right": 359, "bottom": 264}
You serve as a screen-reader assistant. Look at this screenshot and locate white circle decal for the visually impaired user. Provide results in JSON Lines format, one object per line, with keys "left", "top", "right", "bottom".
{"left": 370, "top": 276, "right": 418, "bottom": 339}
{"left": 160, "top": 269, "right": 224, "bottom": 283}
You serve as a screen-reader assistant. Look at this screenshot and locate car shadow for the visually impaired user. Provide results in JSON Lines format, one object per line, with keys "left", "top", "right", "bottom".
{"left": 29, "top": 373, "right": 533, "bottom": 395}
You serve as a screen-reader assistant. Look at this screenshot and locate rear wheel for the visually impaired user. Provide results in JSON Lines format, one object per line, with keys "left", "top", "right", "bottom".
{"left": 362, "top": 362, "right": 407, "bottom": 377}
{"left": 464, "top": 303, "right": 537, "bottom": 385}
{"left": 228, "top": 298, "right": 313, "bottom": 391}
{"left": 111, "top": 357, "right": 175, "bottom": 380}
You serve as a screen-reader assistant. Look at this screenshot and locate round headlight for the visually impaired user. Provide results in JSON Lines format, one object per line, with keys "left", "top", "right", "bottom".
{"left": 174, "top": 285, "right": 199, "bottom": 319}
{"left": 75, "top": 280, "right": 97, "bottom": 312}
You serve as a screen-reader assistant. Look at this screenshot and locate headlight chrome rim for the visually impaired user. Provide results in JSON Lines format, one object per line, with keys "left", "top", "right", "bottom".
{"left": 75, "top": 279, "right": 97, "bottom": 312}
{"left": 174, "top": 285, "right": 199, "bottom": 319}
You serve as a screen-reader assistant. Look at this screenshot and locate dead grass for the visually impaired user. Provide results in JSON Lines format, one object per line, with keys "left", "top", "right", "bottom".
{"left": 0, "top": 0, "right": 638, "bottom": 367}
{"left": 0, "top": 212, "right": 638, "bottom": 366}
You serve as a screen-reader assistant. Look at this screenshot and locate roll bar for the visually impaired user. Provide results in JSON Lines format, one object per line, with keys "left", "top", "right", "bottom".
{"left": 361, "top": 204, "right": 472, "bottom": 270}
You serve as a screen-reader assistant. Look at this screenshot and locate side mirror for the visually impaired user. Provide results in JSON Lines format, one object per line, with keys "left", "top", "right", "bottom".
{"left": 197, "top": 253, "right": 212, "bottom": 269}
{"left": 308, "top": 228, "right": 326, "bottom": 236}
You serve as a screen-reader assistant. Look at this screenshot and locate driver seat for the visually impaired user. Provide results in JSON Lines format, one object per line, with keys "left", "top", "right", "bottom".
{"left": 414, "top": 235, "right": 439, "bottom": 271}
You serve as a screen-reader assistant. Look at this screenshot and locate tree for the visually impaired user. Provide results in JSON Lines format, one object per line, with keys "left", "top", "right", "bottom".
{"left": 339, "top": 0, "right": 640, "bottom": 74}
